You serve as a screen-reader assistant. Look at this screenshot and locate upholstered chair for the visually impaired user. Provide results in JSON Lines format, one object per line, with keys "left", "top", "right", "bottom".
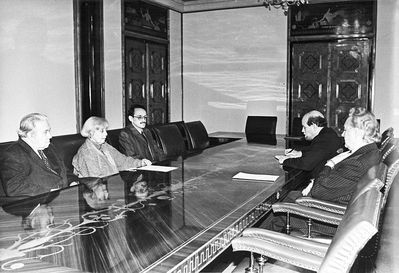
{"left": 231, "top": 183, "right": 383, "bottom": 273}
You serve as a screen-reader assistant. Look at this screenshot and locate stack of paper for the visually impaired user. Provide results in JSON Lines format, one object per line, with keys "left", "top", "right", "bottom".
{"left": 126, "top": 165, "right": 178, "bottom": 173}
{"left": 138, "top": 165, "right": 178, "bottom": 172}
{"left": 232, "top": 172, "right": 279, "bottom": 182}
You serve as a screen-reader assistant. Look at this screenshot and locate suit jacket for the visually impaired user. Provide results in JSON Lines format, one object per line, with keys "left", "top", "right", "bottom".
{"left": 119, "top": 125, "right": 165, "bottom": 162}
{"left": 0, "top": 139, "right": 68, "bottom": 196}
{"left": 310, "top": 142, "right": 380, "bottom": 204}
{"left": 72, "top": 138, "right": 143, "bottom": 178}
{"left": 283, "top": 127, "right": 343, "bottom": 179}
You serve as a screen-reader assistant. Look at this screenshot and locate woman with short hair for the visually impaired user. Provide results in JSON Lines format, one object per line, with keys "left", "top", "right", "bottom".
{"left": 72, "top": 116, "right": 151, "bottom": 178}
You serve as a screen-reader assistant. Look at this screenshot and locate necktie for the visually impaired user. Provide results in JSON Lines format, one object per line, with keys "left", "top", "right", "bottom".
{"left": 38, "top": 150, "right": 56, "bottom": 173}
{"left": 141, "top": 132, "right": 154, "bottom": 160}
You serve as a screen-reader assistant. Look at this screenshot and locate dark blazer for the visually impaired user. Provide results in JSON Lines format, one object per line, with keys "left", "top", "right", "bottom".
{"left": 310, "top": 142, "right": 380, "bottom": 204}
{"left": 119, "top": 125, "right": 165, "bottom": 162}
{"left": 0, "top": 139, "right": 69, "bottom": 196}
{"left": 283, "top": 127, "right": 343, "bottom": 178}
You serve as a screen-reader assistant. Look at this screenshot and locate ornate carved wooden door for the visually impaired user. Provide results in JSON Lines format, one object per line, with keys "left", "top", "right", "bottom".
{"left": 125, "top": 37, "right": 168, "bottom": 125}
{"left": 290, "top": 42, "right": 329, "bottom": 128}
{"left": 126, "top": 38, "right": 147, "bottom": 111}
{"left": 290, "top": 39, "right": 371, "bottom": 134}
{"left": 329, "top": 40, "right": 371, "bottom": 133}
{"left": 148, "top": 43, "right": 167, "bottom": 125}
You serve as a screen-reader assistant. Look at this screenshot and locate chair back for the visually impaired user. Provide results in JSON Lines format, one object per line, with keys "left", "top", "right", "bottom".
{"left": 355, "top": 150, "right": 399, "bottom": 268}
{"left": 319, "top": 184, "right": 383, "bottom": 273}
{"left": 245, "top": 116, "right": 277, "bottom": 145}
{"left": 106, "top": 128, "right": 123, "bottom": 152}
{"left": 185, "top": 121, "right": 210, "bottom": 151}
{"left": 381, "top": 147, "right": 399, "bottom": 207}
{"left": 152, "top": 124, "right": 185, "bottom": 160}
{"left": 51, "top": 133, "right": 85, "bottom": 173}
{"left": 380, "top": 139, "right": 396, "bottom": 162}
{"left": 169, "top": 121, "right": 191, "bottom": 150}
{"left": 378, "top": 127, "right": 394, "bottom": 150}
{"left": 382, "top": 145, "right": 399, "bottom": 170}
{"left": 348, "top": 163, "right": 387, "bottom": 207}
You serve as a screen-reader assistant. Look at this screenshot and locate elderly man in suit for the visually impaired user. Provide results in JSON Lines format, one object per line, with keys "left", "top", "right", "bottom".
{"left": 119, "top": 104, "right": 165, "bottom": 162}
{"left": 308, "top": 107, "right": 381, "bottom": 204}
{"left": 0, "top": 113, "right": 69, "bottom": 196}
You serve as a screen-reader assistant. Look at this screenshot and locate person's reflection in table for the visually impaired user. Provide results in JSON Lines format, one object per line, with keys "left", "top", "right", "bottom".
{"left": 81, "top": 178, "right": 109, "bottom": 210}
{"left": 2, "top": 191, "right": 59, "bottom": 235}
{"left": 120, "top": 170, "right": 171, "bottom": 202}
{"left": 22, "top": 204, "right": 54, "bottom": 233}
{"left": 130, "top": 174, "right": 149, "bottom": 199}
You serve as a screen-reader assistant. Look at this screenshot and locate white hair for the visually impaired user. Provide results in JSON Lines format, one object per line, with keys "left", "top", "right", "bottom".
{"left": 80, "top": 116, "right": 109, "bottom": 138}
{"left": 17, "top": 113, "right": 48, "bottom": 138}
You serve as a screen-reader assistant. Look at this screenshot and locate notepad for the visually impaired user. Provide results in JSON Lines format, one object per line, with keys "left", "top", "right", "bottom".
{"left": 137, "top": 165, "right": 178, "bottom": 173}
{"left": 232, "top": 172, "right": 279, "bottom": 182}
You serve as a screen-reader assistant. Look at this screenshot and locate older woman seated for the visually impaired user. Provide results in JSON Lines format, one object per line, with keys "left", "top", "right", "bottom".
{"left": 304, "top": 106, "right": 381, "bottom": 204}
{"left": 72, "top": 116, "right": 152, "bottom": 178}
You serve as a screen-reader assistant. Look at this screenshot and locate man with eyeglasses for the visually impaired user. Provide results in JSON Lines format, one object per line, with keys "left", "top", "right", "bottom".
{"left": 119, "top": 104, "right": 165, "bottom": 162}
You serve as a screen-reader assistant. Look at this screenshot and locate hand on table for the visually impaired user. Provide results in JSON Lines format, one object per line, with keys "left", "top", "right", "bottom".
{"left": 275, "top": 155, "right": 289, "bottom": 165}
{"left": 275, "top": 149, "right": 302, "bottom": 164}
{"left": 141, "top": 159, "right": 152, "bottom": 167}
{"left": 284, "top": 149, "right": 302, "bottom": 158}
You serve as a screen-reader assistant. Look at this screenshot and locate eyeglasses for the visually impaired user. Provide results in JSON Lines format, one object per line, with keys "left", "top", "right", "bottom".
{"left": 134, "top": 115, "right": 148, "bottom": 120}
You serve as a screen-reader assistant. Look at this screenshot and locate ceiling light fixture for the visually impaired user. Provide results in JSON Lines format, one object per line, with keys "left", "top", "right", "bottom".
{"left": 259, "top": 0, "right": 309, "bottom": 15}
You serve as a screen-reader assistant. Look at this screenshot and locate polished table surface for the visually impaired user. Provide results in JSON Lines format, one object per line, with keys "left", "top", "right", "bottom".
{"left": 0, "top": 138, "right": 304, "bottom": 273}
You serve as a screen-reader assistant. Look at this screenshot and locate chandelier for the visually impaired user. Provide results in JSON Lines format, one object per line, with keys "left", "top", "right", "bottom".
{"left": 259, "top": 0, "right": 309, "bottom": 15}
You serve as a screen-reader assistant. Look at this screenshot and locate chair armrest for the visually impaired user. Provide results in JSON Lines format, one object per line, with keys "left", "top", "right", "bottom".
{"left": 232, "top": 234, "right": 325, "bottom": 272}
{"left": 295, "top": 196, "right": 347, "bottom": 215}
{"left": 272, "top": 202, "right": 343, "bottom": 226}
{"left": 242, "top": 227, "right": 329, "bottom": 255}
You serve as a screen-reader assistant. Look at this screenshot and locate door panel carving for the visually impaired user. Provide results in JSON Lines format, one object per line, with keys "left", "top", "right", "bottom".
{"left": 291, "top": 42, "right": 329, "bottom": 132}
{"left": 148, "top": 43, "right": 167, "bottom": 125}
{"left": 126, "top": 39, "right": 147, "bottom": 109}
{"left": 125, "top": 38, "right": 168, "bottom": 125}
{"left": 290, "top": 40, "right": 371, "bottom": 135}
{"left": 329, "top": 40, "right": 370, "bottom": 133}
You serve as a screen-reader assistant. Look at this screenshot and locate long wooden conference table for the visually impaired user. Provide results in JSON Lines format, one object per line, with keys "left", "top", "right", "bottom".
{"left": 0, "top": 137, "right": 305, "bottom": 273}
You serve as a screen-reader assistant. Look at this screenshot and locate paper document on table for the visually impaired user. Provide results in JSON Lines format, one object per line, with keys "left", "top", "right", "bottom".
{"left": 137, "top": 165, "right": 178, "bottom": 172}
{"left": 232, "top": 172, "right": 279, "bottom": 182}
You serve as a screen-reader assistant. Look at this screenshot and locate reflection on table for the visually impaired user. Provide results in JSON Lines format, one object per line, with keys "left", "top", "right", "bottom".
{"left": 0, "top": 138, "right": 305, "bottom": 273}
